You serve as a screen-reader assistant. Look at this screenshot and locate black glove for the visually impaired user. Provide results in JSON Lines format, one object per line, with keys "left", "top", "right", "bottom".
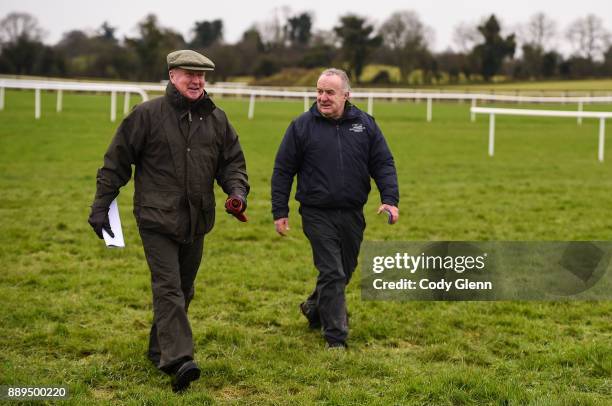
{"left": 224, "top": 195, "right": 248, "bottom": 222}
{"left": 88, "top": 207, "right": 115, "bottom": 239}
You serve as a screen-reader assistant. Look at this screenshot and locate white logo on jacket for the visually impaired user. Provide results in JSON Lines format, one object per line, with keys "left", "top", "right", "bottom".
{"left": 349, "top": 123, "right": 365, "bottom": 133}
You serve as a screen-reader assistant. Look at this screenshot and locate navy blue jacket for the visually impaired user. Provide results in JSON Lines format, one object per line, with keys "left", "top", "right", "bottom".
{"left": 271, "top": 102, "right": 399, "bottom": 220}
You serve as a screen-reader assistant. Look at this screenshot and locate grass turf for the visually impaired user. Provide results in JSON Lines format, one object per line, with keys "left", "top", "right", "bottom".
{"left": 0, "top": 89, "right": 611, "bottom": 404}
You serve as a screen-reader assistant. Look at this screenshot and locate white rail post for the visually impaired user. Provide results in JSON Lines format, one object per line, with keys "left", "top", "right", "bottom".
{"left": 110, "top": 91, "right": 117, "bottom": 122}
{"left": 123, "top": 91, "right": 131, "bottom": 115}
{"left": 303, "top": 94, "right": 309, "bottom": 112}
{"left": 471, "top": 98, "right": 476, "bottom": 122}
{"left": 367, "top": 94, "right": 373, "bottom": 115}
{"left": 488, "top": 114, "right": 495, "bottom": 157}
{"left": 35, "top": 88, "right": 41, "bottom": 119}
{"left": 599, "top": 118, "right": 605, "bottom": 162}
{"left": 248, "top": 93, "right": 255, "bottom": 119}
{"left": 0, "top": 87, "right": 4, "bottom": 111}
{"left": 56, "top": 89, "right": 62, "bottom": 113}
{"left": 426, "top": 97, "right": 432, "bottom": 122}
{"left": 577, "top": 101, "right": 583, "bottom": 125}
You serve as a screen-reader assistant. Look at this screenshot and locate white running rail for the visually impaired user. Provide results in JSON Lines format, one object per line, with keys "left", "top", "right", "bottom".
{"left": 2, "top": 78, "right": 612, "bottom": 122}
{"left": 0, "top": 79, "right": 149, "bottom": 122}
{"left": 203, "top": 87, "right": 612, "bottom": 122}
{"left": 471, "top": 106, "right": 612, "bottom": 162}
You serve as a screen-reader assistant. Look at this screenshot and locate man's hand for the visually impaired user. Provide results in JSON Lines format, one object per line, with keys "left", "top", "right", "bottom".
{"left": 377, "top": 204, "right": 399, "bottom": 225}
{"left": 88, "top": 207, "right": 115, "bottom": 239}
{"left": 225, "top": 195, "right": 248, "bottom": 222}
{"left": 274, "top": 218, "right": 290, "bottom": 236}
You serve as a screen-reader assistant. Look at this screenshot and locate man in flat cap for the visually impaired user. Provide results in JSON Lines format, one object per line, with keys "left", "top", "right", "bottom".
{"left": 88, "top": 49, "right": 249, "bottom": 392}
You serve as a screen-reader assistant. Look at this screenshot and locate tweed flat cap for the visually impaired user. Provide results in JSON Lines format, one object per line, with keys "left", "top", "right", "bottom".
{"left": 167, "top": 50, "right": 215, "bottom": 71}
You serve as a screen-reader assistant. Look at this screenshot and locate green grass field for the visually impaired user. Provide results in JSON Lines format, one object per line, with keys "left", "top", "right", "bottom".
{"left": 1, "top": 89, "right": 611, "bottom": 405}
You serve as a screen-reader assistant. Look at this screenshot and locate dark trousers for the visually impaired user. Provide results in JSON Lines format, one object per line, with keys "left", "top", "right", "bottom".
{"left": 139, "top": 229, "right": 204, "bottom": 373}
{"left": 300, "top": 206, "right": 365, "bottom": 344}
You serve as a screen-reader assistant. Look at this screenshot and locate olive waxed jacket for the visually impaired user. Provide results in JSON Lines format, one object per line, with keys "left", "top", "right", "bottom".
{"left": 91, "top": 83, "right": 249, "bottom": 242}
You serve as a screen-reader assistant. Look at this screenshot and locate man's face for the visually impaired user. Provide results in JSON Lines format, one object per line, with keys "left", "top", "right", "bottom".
{"left": 169, "top": 68, "right": 205, "bottom": 101}
{"left": 316, "top": 74, "right": 348, "bottom": 120}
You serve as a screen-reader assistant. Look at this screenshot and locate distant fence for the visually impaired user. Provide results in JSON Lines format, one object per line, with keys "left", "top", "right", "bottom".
{"left": 2, "top": 78, "right": 612, "bottom": 123}
{"left": 201, "top": 87, "right": 612, "bottom": 122}
{"left": 203, "top": 87, "right": 612, "bottom": 122}
{"left": 471, "top": 107, "right": 612, "bottom": 162}
{"left": 0, "top": 79, "right": 149, "bottom": 122}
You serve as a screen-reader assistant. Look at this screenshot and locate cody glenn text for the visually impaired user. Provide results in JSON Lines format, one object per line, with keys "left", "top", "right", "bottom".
{"left": 372, "top": 278, "right": 493, "bottom": 291}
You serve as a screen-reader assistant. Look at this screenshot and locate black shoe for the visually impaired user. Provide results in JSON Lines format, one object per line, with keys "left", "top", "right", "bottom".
{"left": 171, "top": 360, "right": 201, "bottom": 393}
{"left": 147, "top": 351, "right": 160, "bottom": 368}
{"left": 300, "top": 301, "right": 321, "bottom": 329}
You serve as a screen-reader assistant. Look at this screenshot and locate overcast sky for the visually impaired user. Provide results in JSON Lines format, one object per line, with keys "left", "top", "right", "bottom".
{"left": 1, "top": 0, "right": 610, "bottom": 54}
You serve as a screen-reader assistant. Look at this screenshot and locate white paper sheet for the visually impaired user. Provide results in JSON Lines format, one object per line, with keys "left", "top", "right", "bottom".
{"left": 102, "top": 198, "right": 125, "bottom": 248}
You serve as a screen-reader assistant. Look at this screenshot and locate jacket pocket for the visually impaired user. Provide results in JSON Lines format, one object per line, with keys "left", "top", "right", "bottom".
{"left": 198, "top": 195, "right": 216, "bottom": 235}
{"left": 298, "top": 166, "right": 314, "bottom": 195}
{"left": 134, "top": 192, "right": 181, "bottom": 236}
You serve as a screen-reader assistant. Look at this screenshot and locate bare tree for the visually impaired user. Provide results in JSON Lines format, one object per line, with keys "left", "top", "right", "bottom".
{"left": 522, "top": 12, "right": 557, "bottom": 50}
{"left": 566, "top": 14, "right": 610, "bottom": 60}
{"left": 452, "top": 21, "right": 480, "bottom": 53}
{"left": 256, "top": 6, "right": 292, "bottom": 47}
{"left": 379, "top": 10, "right": 434, "bottom": 82}
{"left": 311, "top": 29, "right": 337, "bottom": 47}
{"left": 0, "top": 12, "right": 44, "bottom": 44}
{"left": 380, "top": 11, "right": 433, "bottom": 51}
{"left": 513, "top": 12, "right": 557, "bottom": 79}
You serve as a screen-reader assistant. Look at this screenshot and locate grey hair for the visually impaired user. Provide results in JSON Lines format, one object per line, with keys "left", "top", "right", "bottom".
{"left": 319, "top": 68, "right": 351, "bottom": 93}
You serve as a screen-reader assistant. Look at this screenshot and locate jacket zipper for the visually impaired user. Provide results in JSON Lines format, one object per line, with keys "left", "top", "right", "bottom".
{"left": 336, "top": 124, "right": 344, "bottom": 202}
{"left": 336, "top": 124, "right": 344, "bottom": 170}
{"left": 185, "top": 110, "right": 191, "bottom": 208}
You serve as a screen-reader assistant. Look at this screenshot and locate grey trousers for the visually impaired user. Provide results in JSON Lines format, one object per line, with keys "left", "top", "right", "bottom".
{"left": 139, "top": 229, "right": 204, "bottom": 373}
{"left": 300, "top": 206, "right": 365, "bottom": 345}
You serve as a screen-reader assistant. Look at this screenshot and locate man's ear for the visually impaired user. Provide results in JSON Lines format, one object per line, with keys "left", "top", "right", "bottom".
{"left": 168, "top": 69, "right": 175, "bottom": 84}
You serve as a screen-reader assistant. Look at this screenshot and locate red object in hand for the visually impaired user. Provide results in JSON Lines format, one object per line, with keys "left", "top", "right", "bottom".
{"left": 225, "top": 197, "right": 248, "bottom": 222}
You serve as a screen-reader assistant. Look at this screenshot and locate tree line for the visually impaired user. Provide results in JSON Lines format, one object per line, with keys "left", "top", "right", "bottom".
{"left": 0, "top": 10, "right": 611, "bottom": 85}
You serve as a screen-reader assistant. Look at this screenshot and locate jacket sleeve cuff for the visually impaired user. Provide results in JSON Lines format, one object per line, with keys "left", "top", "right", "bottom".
{"left": 91, "top": 197, "right": 114, "bottom": 210}
{"left": 381, "top": 199, "right": 399, "bottom": 207}
{"left": 229, "top": 188, "right": 248, "bottom": 199}
{"left": 272, "top": 209, "right": 289, "bottom": 220}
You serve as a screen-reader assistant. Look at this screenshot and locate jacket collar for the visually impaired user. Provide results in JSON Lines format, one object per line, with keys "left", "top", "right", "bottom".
{"left": 310, "top": 101, "right": 360, "bottom": 122}
{"left": 165, "top": 82, "right": 215, "bottom": 116}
